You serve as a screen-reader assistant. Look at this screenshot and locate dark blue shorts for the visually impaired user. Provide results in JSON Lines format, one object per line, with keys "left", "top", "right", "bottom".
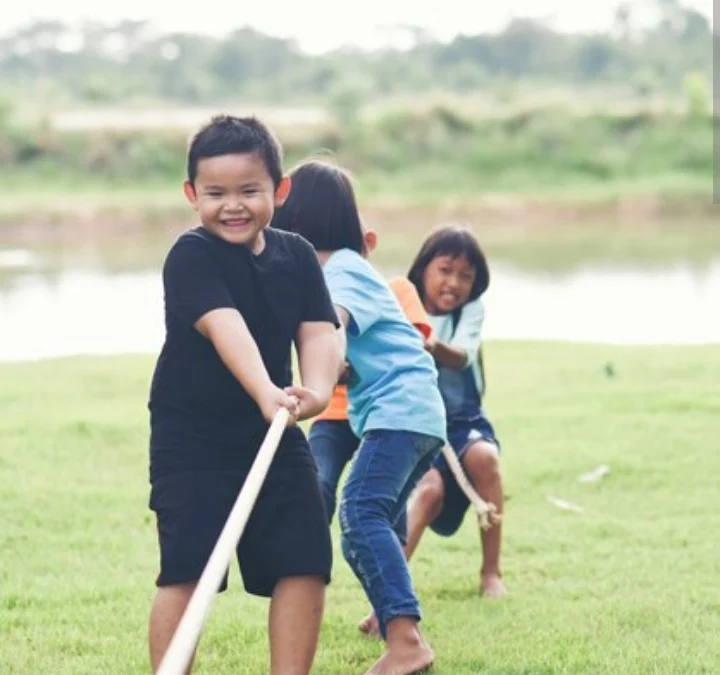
{"left": 430, "top": 414, "right": 501, "bottom": 537}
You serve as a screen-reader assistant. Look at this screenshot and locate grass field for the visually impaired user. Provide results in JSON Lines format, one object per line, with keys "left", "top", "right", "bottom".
{"left": 1, "top": 343, "right": 719, "bottom": 674}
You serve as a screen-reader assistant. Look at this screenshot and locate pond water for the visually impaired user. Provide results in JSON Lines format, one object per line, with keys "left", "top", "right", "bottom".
{"left": 1, "top": 243, "right": 718, "bottom": 362}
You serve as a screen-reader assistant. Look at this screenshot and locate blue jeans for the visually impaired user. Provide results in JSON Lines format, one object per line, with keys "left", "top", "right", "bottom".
{"left": 308, "top": 420, "right": 360, "bottom": 523}
{"left": 308, "top": 420, "right": 409, "bottom": 544}
{"left": 338, "top": 429, "right": 442, "bottom": 638}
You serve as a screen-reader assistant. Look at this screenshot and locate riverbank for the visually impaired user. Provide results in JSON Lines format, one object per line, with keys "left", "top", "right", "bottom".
{"left": 1, "top": 181, "right": 717, "bottom": 276}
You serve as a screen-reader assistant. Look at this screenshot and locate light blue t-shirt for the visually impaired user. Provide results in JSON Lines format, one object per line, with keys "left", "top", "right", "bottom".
{"left": 427, "top": 297, "right": 485, "bottom": 423}
{"left": 323, "top": 249, "right": 446, "bottom": 442}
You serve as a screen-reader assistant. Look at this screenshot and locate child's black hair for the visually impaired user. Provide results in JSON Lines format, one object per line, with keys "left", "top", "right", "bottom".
{"left": 407, "top": 224, "right": 490, "bottom": 303}
{"left": 187, "top": 115, "right": 283, "bottom": 188}
{"left": 270, "top": 160, "right": 366, "bottom": 255}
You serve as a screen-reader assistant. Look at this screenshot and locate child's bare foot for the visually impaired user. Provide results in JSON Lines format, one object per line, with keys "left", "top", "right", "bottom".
{"left": 480, "top": 572, "right": 506, "bottom": 598}
{"left": 362, "top": 637, "right": 434, "bottom": 675}
{"left": 363, "top": 618, "right": 434, "bottom": 675}
{"left": 358, "top": 612, "right": 381, "bottom": 639}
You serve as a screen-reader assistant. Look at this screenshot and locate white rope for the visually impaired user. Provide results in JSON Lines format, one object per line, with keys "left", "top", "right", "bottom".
{"left": 440, "top": 444, "right": 500, "bottom": 530}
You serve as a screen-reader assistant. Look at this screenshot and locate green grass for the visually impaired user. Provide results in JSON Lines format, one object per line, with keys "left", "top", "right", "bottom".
{"left": 1, "top": 343, "right": 719, "bottom": 674}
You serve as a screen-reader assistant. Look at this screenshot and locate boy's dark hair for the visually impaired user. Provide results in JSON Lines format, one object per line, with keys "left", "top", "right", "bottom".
{"left": 187, "top": 115, "right": 283, "bottom": 188}
{"left": 407, "top": 224, "right": 490, "bottom": 303}
{"left": 271, "top": 160, "right": 366, "bottom": 255}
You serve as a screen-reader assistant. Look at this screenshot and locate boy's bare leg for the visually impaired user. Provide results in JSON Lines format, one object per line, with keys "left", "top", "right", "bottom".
{"left": 149, "top": 583, "right": 197, "bottom": 674}
{"left": 364, "top": 617, "right": 434, "bottom": 675}
{"left": 358, "top": 470, "right": 445, "bottom": 639}
{"left": 462, "top": 441, "right": 506, "bottom": 597}
{"left": 269, "top": 575, "right": 325, "bottom": 675}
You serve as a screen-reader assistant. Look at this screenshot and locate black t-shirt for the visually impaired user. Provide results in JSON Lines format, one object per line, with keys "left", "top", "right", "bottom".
{"left": 148, "top": 226, "right": 338, "bottom": 481}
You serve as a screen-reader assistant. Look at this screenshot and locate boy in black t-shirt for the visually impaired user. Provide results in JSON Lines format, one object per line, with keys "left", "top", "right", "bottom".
{"left": 147, "top": 115, "right": 342, "bottom": 675}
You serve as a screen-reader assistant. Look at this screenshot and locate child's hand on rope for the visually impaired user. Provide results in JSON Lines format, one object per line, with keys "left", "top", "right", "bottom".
{"left": 284, "top": 385, "right": 326, "bottom": 421}
{"left": 257, "top": 385, "right": 300, "bottom": 426}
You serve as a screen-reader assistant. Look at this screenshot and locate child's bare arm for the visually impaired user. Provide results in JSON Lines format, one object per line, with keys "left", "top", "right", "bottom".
{"left": 427, "top": 339, "right": 468, "bottom": 369}
{"left": 289, "top": 320, "right": 343, "bottom": 420}
{"left": 195, "top": 308, "right": 299, "bottom": 422}
{"left": 427, "top": 299, "right": 485, "bottom": 370}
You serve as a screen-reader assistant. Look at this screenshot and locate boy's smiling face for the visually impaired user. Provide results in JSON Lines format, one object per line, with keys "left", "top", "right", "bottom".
{"left": 184, "top": 152, "right": 288, "bottom": 254}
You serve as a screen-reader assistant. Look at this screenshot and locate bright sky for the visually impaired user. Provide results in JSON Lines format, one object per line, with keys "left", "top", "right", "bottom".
{"left": 1, "top": 0, "right": 713, "bottom": 53}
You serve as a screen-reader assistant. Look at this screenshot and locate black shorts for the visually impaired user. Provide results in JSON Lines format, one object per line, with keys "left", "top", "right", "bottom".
{"left": 149, "top": 439, "right": 332, "bottom": 598}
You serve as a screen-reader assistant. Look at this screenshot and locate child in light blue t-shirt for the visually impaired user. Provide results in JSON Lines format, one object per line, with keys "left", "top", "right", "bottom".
{"left": 272, "top": 160, "right": 445, "bottom": 675}
{"left": 323, "top": 248, "right": 446, "bottom": 442}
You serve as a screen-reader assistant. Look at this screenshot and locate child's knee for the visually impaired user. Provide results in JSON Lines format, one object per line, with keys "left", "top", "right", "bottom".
{"left": 152, "top": 582, "right": 197, "bottom": 614}
{"left": 463, "top": 442, "right": 501, "bottom": 482}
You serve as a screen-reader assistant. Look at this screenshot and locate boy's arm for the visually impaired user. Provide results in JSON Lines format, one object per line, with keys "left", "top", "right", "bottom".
{"left": 195, "top": 308, "right": 299, "bottom": 423}
{"left": 288, "top": 318, "right": 344, "bottom": 420}
{"left": 283, "top": 239, "right": 347, "bottom": 420}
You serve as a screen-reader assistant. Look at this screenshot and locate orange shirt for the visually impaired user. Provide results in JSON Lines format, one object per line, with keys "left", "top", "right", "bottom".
{"left": 315, "top": 277, "right": 431, "bottom": 422}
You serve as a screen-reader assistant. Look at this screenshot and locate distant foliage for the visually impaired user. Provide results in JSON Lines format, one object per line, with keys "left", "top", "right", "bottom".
{"left": 0, "top": 105, "right": 711, "bottom": 187}
{"left": 0, "top": 1, "right": 710, "bottom": 105}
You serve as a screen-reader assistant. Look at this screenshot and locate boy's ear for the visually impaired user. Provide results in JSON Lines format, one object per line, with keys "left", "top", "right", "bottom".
{"left": 274, "top": 176, "right": 291, "bottom": 206}
{"left": 183, "top": 180, "right": 198, "bottom": 209}
{"left": 364, "top": 229, "right": 378, "bottom": 253}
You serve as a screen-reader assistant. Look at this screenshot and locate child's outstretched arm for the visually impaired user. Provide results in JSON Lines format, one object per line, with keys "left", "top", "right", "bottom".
{"left": 427, "top": 298, "right": 484, "bottom": 371}
{"left": 427, "top": 337, "right": 468, "bottom": 369}
{"left": 289, "top": 319, "right": 344, "bottom": 420}
{"left": 195, "top": 308, "right": 300, "bottom": 423}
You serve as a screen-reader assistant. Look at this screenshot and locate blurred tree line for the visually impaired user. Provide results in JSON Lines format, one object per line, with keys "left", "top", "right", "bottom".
{"left": 0, "top": 0, "right": 710, "bottom": 106}
{"left": 0, "top": 0, "right": 710, "bottom": 198}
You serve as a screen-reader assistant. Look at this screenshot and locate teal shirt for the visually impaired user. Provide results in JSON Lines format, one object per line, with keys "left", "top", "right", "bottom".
{"left": 427, "top": 298, "right": 485, "bottom": 423}
{"left": 323, "top": 249, "right": 446, "bottom": 442}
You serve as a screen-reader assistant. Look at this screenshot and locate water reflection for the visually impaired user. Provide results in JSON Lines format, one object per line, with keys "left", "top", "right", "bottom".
{"left": 0, "top": 268, "right": 164, "bottom": 361}
{"left": 482, "top": 261, "right": 719, "bottom": 344}
{"left": 1, "top": 251, "right": 718, "bottom": 362}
